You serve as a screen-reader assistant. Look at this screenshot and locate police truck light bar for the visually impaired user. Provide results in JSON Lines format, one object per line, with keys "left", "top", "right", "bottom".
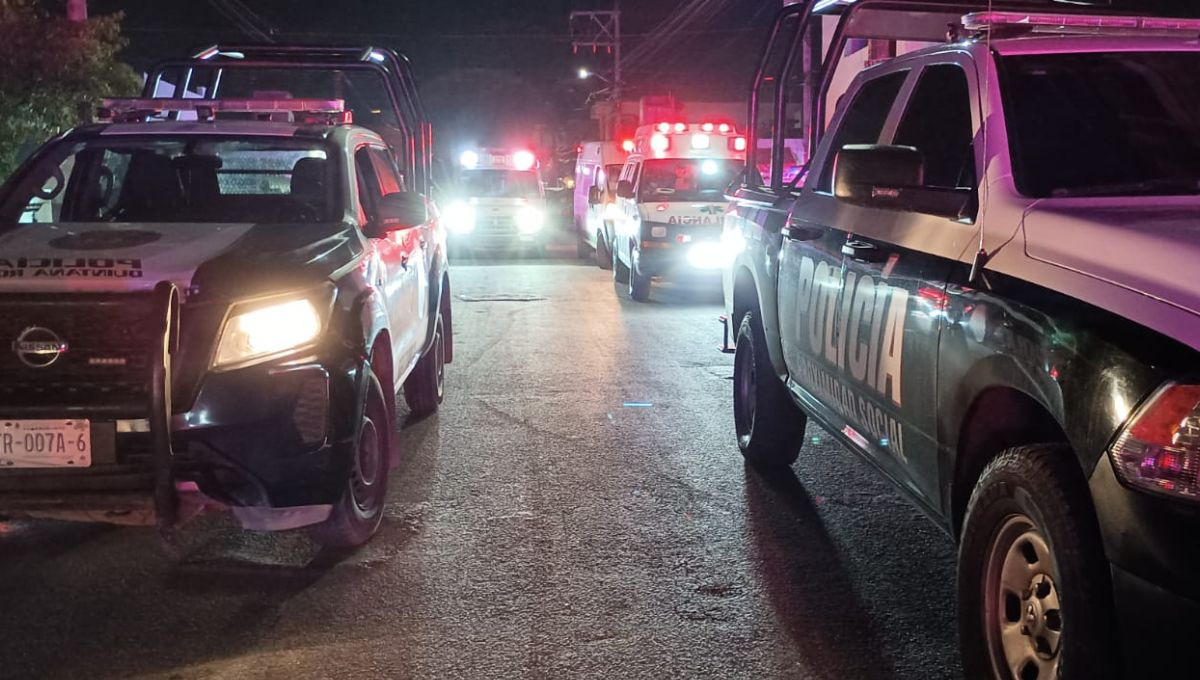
{"left": 98, "top": 98, "right": 350, "bottom": 124}
{"left": 962, "top": 11, "right": 1200, "bottom": 35}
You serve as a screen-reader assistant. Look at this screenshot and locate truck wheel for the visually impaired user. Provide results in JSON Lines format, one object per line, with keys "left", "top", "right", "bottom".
{"left": 733, "top": 311, "right": 805, "bottom": 467}
{"left": 596, "top": 230, "right": 613, "bottom": 270}
{"left": 958, "top": 445, "right": 1117, "bottom": 680}
{"left": 613, "top": 239, "right": 630, "bottom": 284}
{"left": 404, "top": 313, "right": 446, "bottom": 417}
{"left": 629, "top": 257, "right": 652, "bottom": 302}
{"left": 309, "top": 368, "right": 391, "bottom": 549}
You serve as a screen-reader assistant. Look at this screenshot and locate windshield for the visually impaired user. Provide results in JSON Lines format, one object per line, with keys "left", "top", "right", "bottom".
{"left": 638, "top": 158, "right": 743, "bottom": 202}
{"left": 1001, "top": 51, "right": 1200, "bottom": 197}
{"left": 1, "top": 136, "right": 339, "bottom": 224}
{"left": 457, "top": 169, "right": 540, "bottom": 199}
{"left": 603, "top": 164, "right": 623, "bottom": 193}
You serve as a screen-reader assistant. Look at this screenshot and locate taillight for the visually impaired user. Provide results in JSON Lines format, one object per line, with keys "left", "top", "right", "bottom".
{"left": 1110, "top": 383, "right": 1200, "bottom": 501}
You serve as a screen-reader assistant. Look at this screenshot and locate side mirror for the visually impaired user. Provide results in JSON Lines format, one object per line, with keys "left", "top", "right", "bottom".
{"left": 616, "top": 180, "right": 635, "bottom": 199}
{"left": 834, "top": 144, "right": 974, "bottom": 219}
{"left": 588, "top": 185, "right": 602, "bottom": 204}
{"left": 834, "top": 144, "right": 924, "bottom": 204}
{"left": 366, "top": 192, "right": 426, "bottom": 238}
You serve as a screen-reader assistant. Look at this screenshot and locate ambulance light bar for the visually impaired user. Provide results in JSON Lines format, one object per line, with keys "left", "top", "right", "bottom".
{"left": 98, "top": 98, "right": 350, "bottom": 124}
{"left": 962, "top": 11, "right": 1200, "bottom": 35}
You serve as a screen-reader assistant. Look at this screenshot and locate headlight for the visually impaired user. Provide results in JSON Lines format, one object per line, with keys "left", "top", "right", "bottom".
{"left": 603, "top": 202, "right": 622, "bottom": 222}
{"left": 1110, "top": 382, "right": 1200, "bottom": 502}
{"left": 515, "top": 205, "right": 545, "bottom": 234}
{"left": 444, "top": 202, "right": 476, "bottom": 234}
{"left": 214, "top": 297, "right": 324, "bottom": 369}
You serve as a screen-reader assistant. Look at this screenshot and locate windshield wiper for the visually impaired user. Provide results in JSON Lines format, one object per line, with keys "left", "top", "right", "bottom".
{"left": 1050, "top": 178, "right": 1200, "bottom": 198}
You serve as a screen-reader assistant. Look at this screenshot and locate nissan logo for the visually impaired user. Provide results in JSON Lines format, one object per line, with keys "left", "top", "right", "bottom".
{"left": 12, "top": 326, "right": 68, "bottom": 368}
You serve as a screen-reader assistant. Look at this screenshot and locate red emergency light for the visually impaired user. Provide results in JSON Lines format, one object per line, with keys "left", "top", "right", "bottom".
{"left": 730, "top": 136, "right": 747, "bottom": 152}
{"left": 621, "top": 139, "right": 635, "bottom": 153}
{"left": 650, "top": 134, "right": 670, "bottom": 153}
{"left": 962, "top": 11, "right": 1200, "bottom": 33}
{"left": 512, "top": 150, "right": 536, "bottom": 171}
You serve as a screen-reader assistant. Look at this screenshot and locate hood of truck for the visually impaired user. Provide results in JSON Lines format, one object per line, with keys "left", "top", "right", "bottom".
{"left": 0, "top": 221, "right": 360, "bottom": 300}
{"left": 1023, "top": 200, "right": 1200, "bottom": 326}
{"left": 638, "top": 201, "right": 728, "bottom": 226}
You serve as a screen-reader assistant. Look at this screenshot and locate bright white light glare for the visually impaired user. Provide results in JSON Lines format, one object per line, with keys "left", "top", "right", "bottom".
{"left": 718, "top": 123, "right": 731, "bottom": 134}
{"left": 691, "top": 133, "right": 711, "bottom": 150}
{"left": 578, "top": 68, "right": 590, "bottom": 79}
{"left": 515, "top": 206, "right": 545, "bottom": 233}
{"left": 603, "top": 202, "right": 622, "bottom": 221}
{"left": 459, "top": 150, "right": 479, "bottom": 169}
{"left": 215, "top": 299, "right": 321, "bottom": 367}
{"left": 444, "top": 201, "right": 476, "bottom": 234}
{"left": 673, "top": 122, "right": 687, "bottom": 133}
{"left": 701, "top": 160, "right": 719, "bottom": 175}
{"left": 368, "top": 51, "right": 386, "bottom": 63}
{"left": 512, "top": 150, "right": 536, "bottom": 171}
{"left": 687, "top": 242, "right": 733, "bottom": 270}
{"left": 650, "top": 134, "right": 669, "bottom": 153}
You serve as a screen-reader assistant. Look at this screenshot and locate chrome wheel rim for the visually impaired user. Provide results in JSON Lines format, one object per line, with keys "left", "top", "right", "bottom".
{"left": 734, "top": 337, "right": 757, "bottom": 449}
{"left": 350, "top": 417, "right": 382, "bottom": 516}
{"left": 984, "top": 514, "right": 1063, "bottom": 680}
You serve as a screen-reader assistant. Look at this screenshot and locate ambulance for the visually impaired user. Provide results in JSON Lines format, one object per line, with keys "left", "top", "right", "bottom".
{"left": 443, "top": 147, "right": 548, "bottom": 256}
{"left": 572, "top": 140, "right": 630, "bottom": 268}
{"left": 610, "top": 122, "right": 745, "bottom": 301}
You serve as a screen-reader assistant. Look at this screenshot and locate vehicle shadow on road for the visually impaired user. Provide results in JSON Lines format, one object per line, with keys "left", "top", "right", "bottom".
{"left": 743, "top": 464, "right": 900, "bottom": 680}
{"left": 613, "top": 280, "right": 724, "bottom": 307}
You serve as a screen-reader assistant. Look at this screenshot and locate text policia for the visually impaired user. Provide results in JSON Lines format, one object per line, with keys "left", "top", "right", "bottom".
{"left": 783, "top": 254, "right": 909, "bottom": 462}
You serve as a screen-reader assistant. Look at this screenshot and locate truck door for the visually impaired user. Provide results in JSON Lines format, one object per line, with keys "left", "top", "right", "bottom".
{"left": 822, "top": 57, "right": 981, "bottom": 508}
{"left": 778, "top": 67, "right": 912, "bottom": 484}
{"left": 355, "top": 146, "right": 422, "bottom": 378}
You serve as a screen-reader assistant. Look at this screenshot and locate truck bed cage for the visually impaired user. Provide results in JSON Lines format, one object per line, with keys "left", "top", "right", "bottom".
{"left": 753, "top": 0, "right": 1200, "bottom": 189}
{"left": 144, "top": 44, "right": 433, "bottom": 196}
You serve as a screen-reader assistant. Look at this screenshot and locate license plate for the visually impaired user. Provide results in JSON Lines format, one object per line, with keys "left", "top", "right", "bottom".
{"left": 0, "top": 420, "right": 91, "bottom": 468}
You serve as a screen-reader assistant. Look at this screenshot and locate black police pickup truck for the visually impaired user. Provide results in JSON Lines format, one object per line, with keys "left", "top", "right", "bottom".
{"left": 724, "top": 2, "right": 1200, "bottom": 678}
{"left": 0, "top": 46, "right": 450, "bottom": 549}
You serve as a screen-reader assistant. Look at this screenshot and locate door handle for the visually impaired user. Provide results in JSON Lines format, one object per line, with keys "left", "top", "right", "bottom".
{"left": 841, "top": 239, "right": 884, "bottom": 262}
{"left": 783, "top": 223, "right": 822, "bottom": 241}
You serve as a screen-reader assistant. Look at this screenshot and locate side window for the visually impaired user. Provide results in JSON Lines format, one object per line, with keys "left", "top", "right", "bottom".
{"left": 368, "top": 147, "right": 404, "bottom": 195}
{"left": 354, "top": 148, "right": 382, "bottom": 224}
{"left": 749, "top": 10, "right": 802, "bottom": 188}
{"left": 892, "top": 64, "right": 976, "bottom": 190}
{"left": 816, "top": 70, "right": 908, "bottom": 192}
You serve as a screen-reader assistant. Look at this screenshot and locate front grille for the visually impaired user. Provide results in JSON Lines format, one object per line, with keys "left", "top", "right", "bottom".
{"left": 479, "top": 214, "right": 516, "bottom": 235}
{"left": 0, "top": 294, "right": 159, "bottom": 412}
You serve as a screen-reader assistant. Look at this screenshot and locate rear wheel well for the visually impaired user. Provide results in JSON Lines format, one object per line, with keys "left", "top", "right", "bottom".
{"left": 950, "top": 387, "right": 1071, "bottom": 536}
{"left": 732, "top": 266, "right": 758, "bottom": 326}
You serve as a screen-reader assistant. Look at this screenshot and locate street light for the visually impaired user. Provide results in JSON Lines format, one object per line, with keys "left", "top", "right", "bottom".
{"left": 577, "top": 68, "right": 611, "bottom": 84}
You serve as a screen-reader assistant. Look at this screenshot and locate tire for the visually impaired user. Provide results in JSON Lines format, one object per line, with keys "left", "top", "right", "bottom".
{"left": 404, "top": 312, "right": 446, "bottom": 417}
{"left": 629, "top": 255, "right": 652, "bottom": 302}
{"left": 309, "top": 368, "right": 391, "bottom": 548}
{"left": 613, "top": 238, "right": 630, "bottom": 284}
{"left": 596, "top": 229, "right": 613, "bottom": 270}
{"left": 732, "top": 311, "right": 806, "bottom": 467}
{"left": 958, "top": 445, "right": 1117, "bottom": 680}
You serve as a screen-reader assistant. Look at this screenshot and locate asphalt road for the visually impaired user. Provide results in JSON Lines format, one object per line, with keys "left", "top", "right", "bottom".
{"left": 0, "top": 237, "right": 961, "bottom": 680}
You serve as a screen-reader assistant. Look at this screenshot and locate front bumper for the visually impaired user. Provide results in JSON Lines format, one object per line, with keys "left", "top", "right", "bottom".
{"left": 1089, "top": 457, "right": 1200, "bottom": 675}
{"left": 635, "top": 240, "right": 728, "bottom": 279}
{"left": 0, "top": 286, "right": 362, "bottom": 527}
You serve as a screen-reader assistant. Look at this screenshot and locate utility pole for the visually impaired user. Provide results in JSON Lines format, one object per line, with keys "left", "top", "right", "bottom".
{"left": 570, "top": 1, "right": 622, "bottom": 101}
{"left": 67, "top": 0, "right": 87, "bottom": 22}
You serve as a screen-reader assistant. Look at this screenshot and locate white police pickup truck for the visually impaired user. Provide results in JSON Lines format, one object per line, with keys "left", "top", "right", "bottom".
{"left": 0, "top": 93, "right": 451, "bottom": 549}
{"left": 724, "top": 3, "right": 1200, "bottom": 678}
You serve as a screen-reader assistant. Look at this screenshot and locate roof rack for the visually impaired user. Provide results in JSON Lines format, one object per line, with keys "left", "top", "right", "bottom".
{"left": 962, "top": 10, "right": 1200, "bottom": 37}
{"left": 96, "top": 98, "right": 350, "bottom": 124}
